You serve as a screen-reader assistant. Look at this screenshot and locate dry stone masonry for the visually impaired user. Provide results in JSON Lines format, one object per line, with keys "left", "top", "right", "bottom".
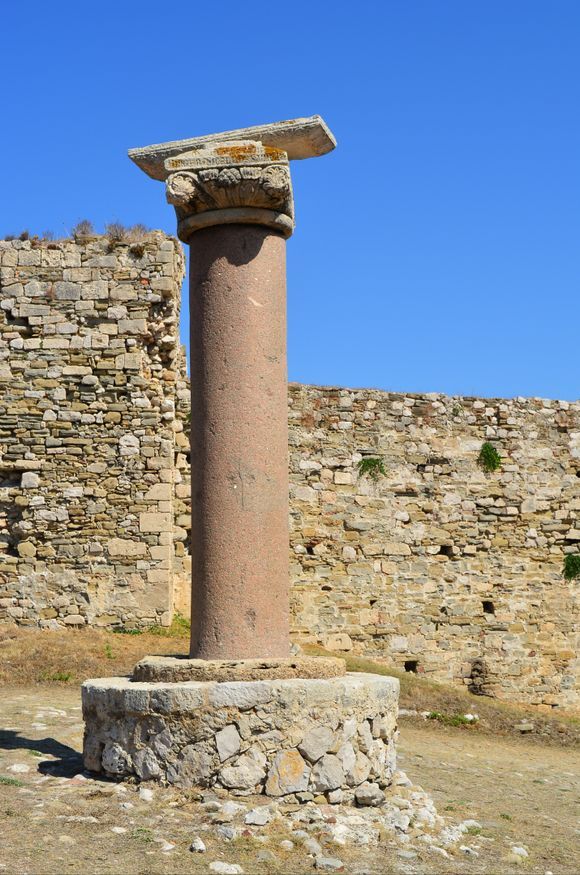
{"left": 0, "top": 232, "right": 187, "bottom": 628}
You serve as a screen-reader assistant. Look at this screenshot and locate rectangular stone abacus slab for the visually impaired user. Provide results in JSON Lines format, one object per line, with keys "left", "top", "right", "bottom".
{"left": 128, "top": 115, "right": 336, "bottom": 180}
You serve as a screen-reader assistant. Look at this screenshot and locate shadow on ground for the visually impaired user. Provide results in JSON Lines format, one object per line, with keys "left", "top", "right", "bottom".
{"left": 0, "top": 728, "right": 83, "bottom": 776}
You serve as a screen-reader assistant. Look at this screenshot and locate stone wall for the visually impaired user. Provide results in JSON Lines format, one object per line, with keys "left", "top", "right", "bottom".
{"left": 0, "top": 232, "right": 187, "bottom": 628}
{"left": 287, "top": 385, "right": 579, "bottom": 710}
{"left": 1, "top": 232, "right": 578, "bottom": 708}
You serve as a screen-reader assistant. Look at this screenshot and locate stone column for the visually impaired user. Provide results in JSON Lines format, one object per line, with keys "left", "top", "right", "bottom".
{"left": 128, "top": 118, "right": 336, "bottom": 660}
{"left": 84, "top": 120, "right": 401, "bottom": 801}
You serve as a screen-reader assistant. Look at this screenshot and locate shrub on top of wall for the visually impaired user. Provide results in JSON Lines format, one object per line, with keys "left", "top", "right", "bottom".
{"left": 478, "top": 442, "right": 502, "bottom": 473}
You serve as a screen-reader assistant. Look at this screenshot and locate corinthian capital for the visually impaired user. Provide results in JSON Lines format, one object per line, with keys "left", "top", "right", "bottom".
{"left": 164, "top": 140, "right": 294, "bottom": 240}
{"left": 128, "top": 116, "right": 336, "bottom": 241}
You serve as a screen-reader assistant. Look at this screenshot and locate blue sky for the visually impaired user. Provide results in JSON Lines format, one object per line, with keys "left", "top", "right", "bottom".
{"left": 2, "top": 1, "right": 579, "bottom": 400}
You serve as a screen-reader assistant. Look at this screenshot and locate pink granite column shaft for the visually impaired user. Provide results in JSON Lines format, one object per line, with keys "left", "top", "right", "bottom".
{"left": 187, "top": 224, "right": 289, "bottom": 659}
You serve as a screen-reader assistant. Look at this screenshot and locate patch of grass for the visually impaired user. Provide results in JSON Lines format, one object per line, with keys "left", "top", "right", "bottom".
{"left": 148, "top": 611, "right": 190, "bottom": 638}
{"left": 563, "top": 554, "right": 580, "bottom": 581}
{"left": 427, "top": 711, "right": 476, "bottom": 728}
{"left": 301, "top": 644, "right": 580, "bottom": 748}
{"left": 104, "top": 644, "right": 115, "bottom": 660}
{"left": 0, "top": 776, "right": 24, "bottom": 787}
{"left": 112, "top": 627, "right": 143, "bottom": 636}
{"left": 478, "top": 441, "right": 502, "bottom": 473}
{"left": 500, "top": 813, "right": 513, "bottom": 821}
{"left": 0, "top": 626, "right": 190, "bottom": 687}
{"left": 28, "top": 750, "right": 43, "bottom": 758}
{"left": 466, "top": 825, "right": 483, "bottom": 835}
{"left": 357, "top": 457, "right": 386, "bottom": 480}
{"left": 131, "top": 827, "right": 154, "bottom": 843}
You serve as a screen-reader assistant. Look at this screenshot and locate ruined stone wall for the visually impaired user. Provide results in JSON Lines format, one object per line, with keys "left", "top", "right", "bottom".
{"left": 287, "top": 385, "right": 579, "bottom": 710}
{"left": 0, "top": 232, "right": 187, "bottom": 628}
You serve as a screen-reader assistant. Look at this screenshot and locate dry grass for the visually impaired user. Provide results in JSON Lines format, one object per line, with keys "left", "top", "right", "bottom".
{"left": 0, "top": 627, "right": 577, "bottom": 747}
{"left": 104, "top": 221, "right": 151, "bottom": 252}
{"left": 0, "top": 623, "right": 189, "bottom": 687}
{"left": 303, "top": 645, "right": 580, "bottom": 747}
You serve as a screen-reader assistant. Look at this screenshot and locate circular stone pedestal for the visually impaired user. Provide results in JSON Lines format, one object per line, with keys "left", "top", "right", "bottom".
{"left": 82, "top": 673, "right": 399, "bottom": 803}
{"left": 132, "top": 655, "right": 346, "bottom": 683}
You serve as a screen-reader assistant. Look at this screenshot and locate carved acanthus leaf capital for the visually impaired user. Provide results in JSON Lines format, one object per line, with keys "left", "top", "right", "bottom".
{"left": 164, "top": 140, "right": 294, "bottom": 240}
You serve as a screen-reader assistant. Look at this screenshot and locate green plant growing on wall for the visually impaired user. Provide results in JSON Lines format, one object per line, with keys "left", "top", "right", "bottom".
{"left": 563, "top": 554, "right": 580, "bottom": 581}
{"left": 478, "top": 442, "right": 501, "bottom": 473}
{"left": 357, "top": 457, "right": 386, "bottom": 480}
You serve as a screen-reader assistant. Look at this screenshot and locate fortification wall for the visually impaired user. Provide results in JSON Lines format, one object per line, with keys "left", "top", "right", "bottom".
{"left": 0, "top": 232, "right": 188, "bottom": 627}
{"left": 286, "top": 385, "right": 579, "bottom": 710}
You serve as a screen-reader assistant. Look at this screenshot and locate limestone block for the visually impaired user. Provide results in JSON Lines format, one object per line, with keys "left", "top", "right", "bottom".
{"left": 216, "top": 725, "right": 241, "bottom": 762}
{"left": 54, "top": 281, "right": 80, "bottom": 300}
{"left": 107, "top": 539, "right": 148, "bottom": 559}
{"left": 21, "top": 472, "right": 40, "bottom": 489}
{"left": 354, "top": 781, "right": 385, "bottom": 806}
{"left": 133, "top": 747, "right": 162, "bottom": 780}
{"left": 144, "top": 483, "right": 172, "bottom": 501}
{"left": 311, "top": 754, "right": 345, "bottom": 792}
{"left": 63, "top": 614, "right": 86, "bottom": 625}
{"left": 168, "top": 744, "right": 213, "bottom": 787}
{"left": 220, "top": 750, "right": 267, "bottom": 790}
{"left": 209, "top": 682, "right": 274, "bottom": 711}
{"left": 266, "top": 750, "right": 310, "bottom": 795}
{"left": 298, "top": 725, "right": 334, "bottom": 763}
{"left": 139, "top": 512, "right": 173, "bottom": 533}
{"left": 322, "top": 633, "right": 353, "bottom": 652}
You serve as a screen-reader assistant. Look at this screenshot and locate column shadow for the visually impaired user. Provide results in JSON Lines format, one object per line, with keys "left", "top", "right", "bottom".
{"left": 0, "top": 728, "right": 83, "bottom": 777}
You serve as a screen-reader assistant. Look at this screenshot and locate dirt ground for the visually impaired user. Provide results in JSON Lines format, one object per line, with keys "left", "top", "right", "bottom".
{"left": 1, "top": 683, "right": 578, "bottom": 875}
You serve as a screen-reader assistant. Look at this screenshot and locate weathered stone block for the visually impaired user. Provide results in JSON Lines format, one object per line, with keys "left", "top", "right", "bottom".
{"left": 139, "top": 512, "right": 173, "bottom": 533}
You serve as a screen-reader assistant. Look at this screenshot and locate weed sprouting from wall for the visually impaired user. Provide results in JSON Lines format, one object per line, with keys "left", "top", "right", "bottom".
{"left": 72, "top": 219, "right": 96, "bottom": 238}
{"left": 357, "top": 457, "right": 386, "bottom": 480}
{"left": 563, "top": 554, "right": 580, "bottom": 581}
{"left": 105, "top": 222, "right": 129, "bottom": 248}
{"left": 105, "top": 222, "right": 152, "bottom": 252}
{"left": 478, "top": 442, "right": 502, "bottom": 473}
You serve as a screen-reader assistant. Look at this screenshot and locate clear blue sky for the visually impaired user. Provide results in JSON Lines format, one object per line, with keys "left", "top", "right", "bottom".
{"left": 2, "top": 1, "right": 579, "bottom": 400}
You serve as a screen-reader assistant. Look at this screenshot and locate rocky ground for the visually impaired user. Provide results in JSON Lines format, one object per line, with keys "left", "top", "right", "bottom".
{"left": 1, "top": 686, "right": 578, "bottom": 874}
